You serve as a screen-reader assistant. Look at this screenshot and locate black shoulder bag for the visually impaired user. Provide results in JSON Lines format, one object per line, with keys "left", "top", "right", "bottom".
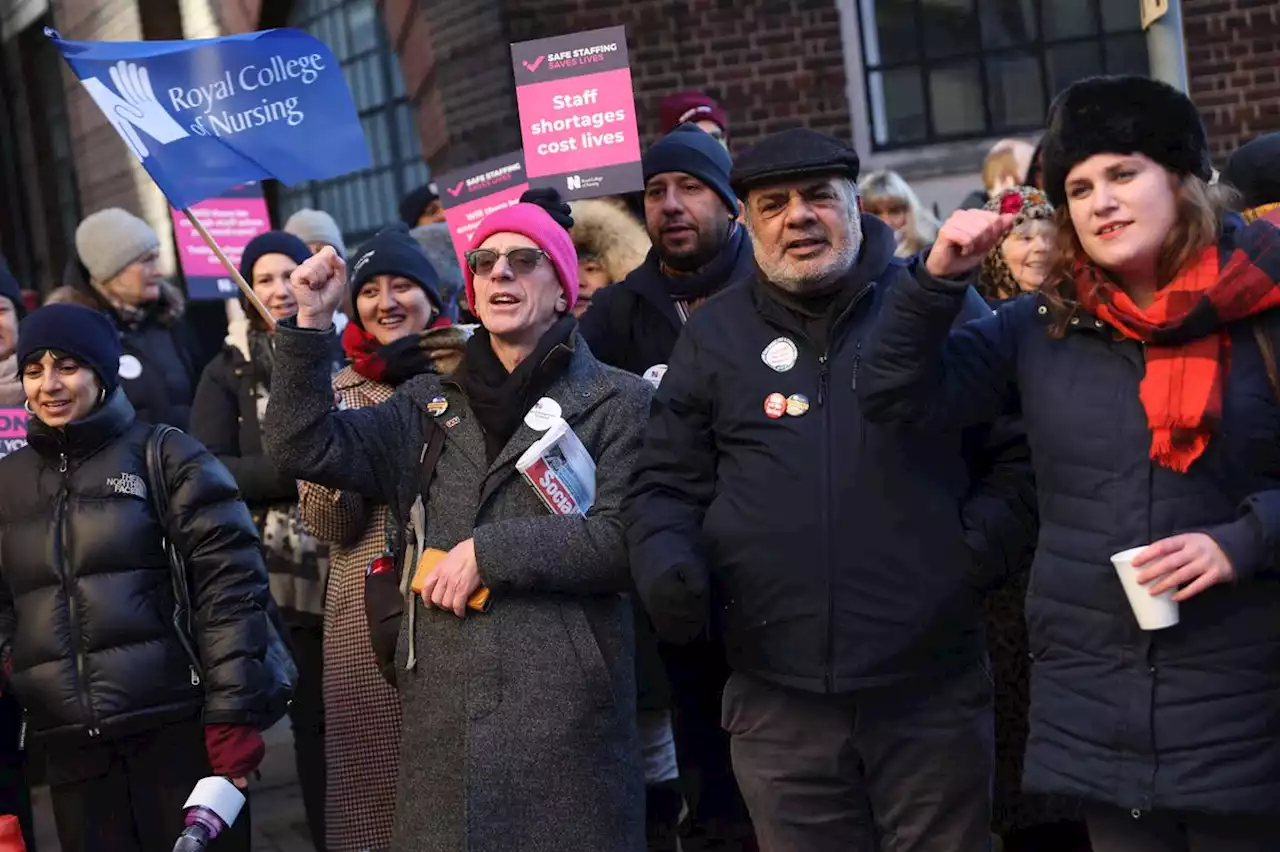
{"left": 365, "top": 413, "right": 447, "bottom": 686}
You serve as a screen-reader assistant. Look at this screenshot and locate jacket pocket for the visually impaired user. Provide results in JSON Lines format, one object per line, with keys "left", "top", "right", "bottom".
{"left": 559, "top": 602, "right": 615, "bottom": 709}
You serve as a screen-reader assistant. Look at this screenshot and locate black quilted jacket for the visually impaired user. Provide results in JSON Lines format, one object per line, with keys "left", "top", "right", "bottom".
{"left": 0, "top": 389, "right": 284, "bottom": 744}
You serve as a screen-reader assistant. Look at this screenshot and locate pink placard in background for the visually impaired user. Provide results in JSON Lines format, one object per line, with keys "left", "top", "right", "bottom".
{"left": 0, "top": 408, "right": 28, "bottom": 460}
{"left": 511, "top": 26, "right": 643, "bottom": 200}
{"left": 169, "top": 184, "right": 270, "bottom": 300}
{"left": 436, "top": 152, "right": 531, "bottom": 277}
{"left": 517, "top": 68, "right": 640, "bottom": 178}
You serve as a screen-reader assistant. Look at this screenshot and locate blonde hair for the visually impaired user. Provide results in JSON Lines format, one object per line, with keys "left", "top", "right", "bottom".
{"left": 858, "top": 170, "right": 939, "bottom": 256}
{"left": 1041, "top": 174, "right": 1237, "bottom": 335}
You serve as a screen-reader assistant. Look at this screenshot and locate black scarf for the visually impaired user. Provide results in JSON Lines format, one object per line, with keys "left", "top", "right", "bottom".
{"left": 457, "top": 316, "right": 578, "bottom": 462}
{"left": 651, "top": 222, "right": 748, "bottom": 303}
{"left": 247, "top": 326, "right": 276, "bottom": 388}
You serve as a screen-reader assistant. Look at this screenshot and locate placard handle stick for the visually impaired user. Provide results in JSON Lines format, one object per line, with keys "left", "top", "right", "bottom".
{"left": 180, "top": 207, "right": 275, "bottom": 331}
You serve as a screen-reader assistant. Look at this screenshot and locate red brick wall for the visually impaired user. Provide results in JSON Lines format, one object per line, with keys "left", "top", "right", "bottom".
{"left": 503, "top": 0, "right": 853, "bottom": 156}
{"left": 1183, "top": 0, "right": 1280, "bottom": 159}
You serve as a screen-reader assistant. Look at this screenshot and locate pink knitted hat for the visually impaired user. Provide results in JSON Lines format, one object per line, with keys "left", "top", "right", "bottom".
{"left": 465, "top": 203, "right": 579, "bottom": 314}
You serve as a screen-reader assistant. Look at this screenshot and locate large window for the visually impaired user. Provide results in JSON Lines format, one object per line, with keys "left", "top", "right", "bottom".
{"left": 858, "top": 0, "right": 1149, "bottom": 150}
{"left": 277, "top": 0, "right": 429, "bottom": 247}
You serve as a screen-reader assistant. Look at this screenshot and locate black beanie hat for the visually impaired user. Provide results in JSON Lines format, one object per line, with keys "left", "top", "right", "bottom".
{"left": 17, "top": 303, "right": 122, "bottom": 398}
{"left": 730, "top": 128, "right": 861, "bottom": 198}
{"left": 348, "top": 223, "right": 443, "bottom": 329}
{"left": 238, "top": 230, "right": 312, "bottom": 282}
{"left": 1040, "top": 75, "right": 1212, "bottom": 208}
{"left": 642, "top": 124, "right": 737, "bottom": 212}
{"left": 399, "top": 182, "right": 440, "bottom": 228}
{"left": 0, "top": 256, "right": 25, "bottom": 321}
{"left": 1223, "top": 132, "right": 1280, "bottom": 212}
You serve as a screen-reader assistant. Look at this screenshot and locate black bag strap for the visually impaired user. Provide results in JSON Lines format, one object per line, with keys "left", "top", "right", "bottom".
{"left": 144, "top": 425, "right": 179, "bottom": 530}
{"left": 144, "top": 424, "right": 203, "bottom": 681}
{"left": 419, "top": 412, "right": 447, "bottom": 500}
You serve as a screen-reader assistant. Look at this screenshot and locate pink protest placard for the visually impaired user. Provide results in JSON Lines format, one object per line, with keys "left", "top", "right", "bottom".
{"left": 0, "top": 408, "right": 28, "bottom": 460}
{"left": 511, "top": 27, "right": 642, "bottom": 200}
{"left": 436, "top": 152, "right": 530, "bottom": 275}
{"left": 169, "top": 183, "right": 271, "bottom": 300}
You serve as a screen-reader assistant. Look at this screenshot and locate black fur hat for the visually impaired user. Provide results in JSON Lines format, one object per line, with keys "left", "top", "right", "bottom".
{"left": 1040, "top": 75, "right": 1212, "bottom": 208}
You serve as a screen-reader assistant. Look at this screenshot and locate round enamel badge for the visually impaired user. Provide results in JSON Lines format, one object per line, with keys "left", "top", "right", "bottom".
{"left": 118, "top": 354, "right": 143, "bottom": 380}
{"left": 761, "top": 337, "right": 799, "bottom": 373}
{"left": 764, "top": 393, "right": 787, "bottom": 419}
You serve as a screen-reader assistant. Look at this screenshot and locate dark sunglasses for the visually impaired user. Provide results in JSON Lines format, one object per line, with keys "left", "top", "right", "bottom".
{"left": 465, "top": 247, "right": 549, "bottom": 277}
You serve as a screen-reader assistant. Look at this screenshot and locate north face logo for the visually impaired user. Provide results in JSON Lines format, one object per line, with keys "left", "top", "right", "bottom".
{"left": 107, "top": 472, "right": 147, "bottom": 500}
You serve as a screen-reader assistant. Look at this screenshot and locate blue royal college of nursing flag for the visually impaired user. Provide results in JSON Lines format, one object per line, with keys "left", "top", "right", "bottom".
{"left": 48, "top": 28, "right": 371, "bottom": 210}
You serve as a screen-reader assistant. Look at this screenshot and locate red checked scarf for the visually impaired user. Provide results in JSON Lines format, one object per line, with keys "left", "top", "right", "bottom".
{"left": 1074, "top": 219, "right": 1280, "bottom": 472}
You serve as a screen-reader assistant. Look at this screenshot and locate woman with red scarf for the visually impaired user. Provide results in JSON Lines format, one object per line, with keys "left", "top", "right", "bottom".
{"left": 297, "top": 223, "right": 465, "bottom": 852}
{"left": 859, "top": 75, "right": 1280, "bottom": 852}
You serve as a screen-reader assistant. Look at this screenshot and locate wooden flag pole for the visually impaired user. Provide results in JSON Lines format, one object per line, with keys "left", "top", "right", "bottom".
{"left": 181, "top": 207, "right": 276, "bottom": 331}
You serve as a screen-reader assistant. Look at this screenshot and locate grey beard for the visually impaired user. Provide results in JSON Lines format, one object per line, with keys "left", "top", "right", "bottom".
{"left": 758, "top": 236, "right": 861, "bottom": 295}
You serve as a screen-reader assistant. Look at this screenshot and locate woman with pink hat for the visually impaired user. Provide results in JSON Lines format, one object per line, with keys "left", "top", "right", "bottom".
{"left": 261, "top": 200, "right": 652, "bottom": 851}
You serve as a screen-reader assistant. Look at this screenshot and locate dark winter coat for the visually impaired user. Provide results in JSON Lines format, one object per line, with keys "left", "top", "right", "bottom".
{"left": 579, "top": 226, "right": 757, "bottom": 377}
{"left": 858, "top": 220, "right": 1280, "bottom": 815}
{"left": 626, "top": 214, "right": 1036, "bottom": 694}
{"left": 0, "top": 389, "right": 285, "bottom": 747}
{"left": 263, "top": 321, "right": 650, "bottom": 852}
{"left": 190, "top": 321, "right": 298, "bottom": 508}
{"left": 47, "top": 280, "right": 200, "bottom": 430}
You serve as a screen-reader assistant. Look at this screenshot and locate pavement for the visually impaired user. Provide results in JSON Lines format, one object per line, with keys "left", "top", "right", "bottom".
{"left": 30, "top": 721, "right": 318, "bottom": 852}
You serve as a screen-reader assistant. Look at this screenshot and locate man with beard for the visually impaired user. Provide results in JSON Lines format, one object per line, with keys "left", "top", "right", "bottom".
{"left": 581, "top": 124, "right": 758, "bottom": 850}
{"left": 581, "top": 123, "right": 754, "bottom": 380}
{"left": 627, "top": 129, "right": 1034, "bottom": 852}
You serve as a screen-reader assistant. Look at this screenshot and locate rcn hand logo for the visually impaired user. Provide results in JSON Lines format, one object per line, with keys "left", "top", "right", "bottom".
{"left": 80, "top": 60, "right": 189, "bottom": 161}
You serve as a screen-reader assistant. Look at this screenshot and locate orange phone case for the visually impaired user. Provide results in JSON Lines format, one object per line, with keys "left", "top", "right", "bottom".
{"left": 411, "top": 548, "right": 492, "bottom": 612}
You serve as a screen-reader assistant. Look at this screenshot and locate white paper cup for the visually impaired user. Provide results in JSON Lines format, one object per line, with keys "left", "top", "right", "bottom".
{"left": 1111, "top": 546, "right": 1180, "bottom": 631}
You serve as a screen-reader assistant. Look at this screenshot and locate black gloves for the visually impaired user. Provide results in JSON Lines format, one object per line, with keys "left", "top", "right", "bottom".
{"left": 520, "top": 187, "right": 574, "bottom": 231}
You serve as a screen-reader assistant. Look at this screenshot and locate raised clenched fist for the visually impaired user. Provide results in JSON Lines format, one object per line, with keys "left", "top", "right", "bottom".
{"left": 925, "top": 210, "right": 1016, "bottom": 279}
{"left": 290, "top": 245, "right": 347, "bottom": 330}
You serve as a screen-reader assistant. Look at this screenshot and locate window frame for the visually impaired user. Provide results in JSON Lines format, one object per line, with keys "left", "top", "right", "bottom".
{"left": 276, "top": 0, "right": 428, "bottom": 247}
{"left": 854, "top": 0, "right": 1148, "bottom": 151}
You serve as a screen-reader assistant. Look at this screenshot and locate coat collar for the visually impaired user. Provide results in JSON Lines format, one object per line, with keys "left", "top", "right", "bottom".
{"left": 27, "top": 388, "right": 136, "bottom": 463}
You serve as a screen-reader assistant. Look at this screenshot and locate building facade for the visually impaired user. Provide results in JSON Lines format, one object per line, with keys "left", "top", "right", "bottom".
{"left": 0, "top": 0, "right": 1275, "bottom": 298}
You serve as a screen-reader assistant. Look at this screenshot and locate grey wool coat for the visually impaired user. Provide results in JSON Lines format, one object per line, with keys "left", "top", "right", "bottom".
{"left": 263, "top": 320, "right": 650, "bottom": 852}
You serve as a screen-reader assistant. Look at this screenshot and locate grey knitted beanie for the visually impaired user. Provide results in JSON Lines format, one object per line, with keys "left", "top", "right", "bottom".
{"left": 75, "top": 208, "right": 160, "bottom": 284}
{"left": 285, "top": 208, "right": 346, "bottom": 258}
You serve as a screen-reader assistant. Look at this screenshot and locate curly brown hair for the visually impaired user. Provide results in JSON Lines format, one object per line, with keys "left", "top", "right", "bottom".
{"left": 1039, "top": 175, "right": 1238, "bottom": 337}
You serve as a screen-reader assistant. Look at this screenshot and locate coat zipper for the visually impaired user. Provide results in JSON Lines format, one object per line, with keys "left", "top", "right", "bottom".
{"left": 55, "top": 452, "right": 100, "bottom": 738}
{"left": 815, "top": 287, "right": 873, "bottom": 693}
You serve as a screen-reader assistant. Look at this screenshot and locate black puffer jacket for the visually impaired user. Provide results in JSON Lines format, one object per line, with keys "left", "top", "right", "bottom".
{"left": 0, "top": 389, "right": 285, "bottom": 744}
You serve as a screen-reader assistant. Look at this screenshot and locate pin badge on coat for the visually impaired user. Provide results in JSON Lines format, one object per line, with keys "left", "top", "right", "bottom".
{"left": 427, "top": 396, "right": 449, "bottom": 417}
{"left": 762, "top": 337, "right": 798, "bottom": 373}
{"left": 642, "top": 364, "right": 668, "bottom": 390}
{"left": 118, "top": 354, "right": 143, "bottom": 380}
{"left": 764, "top": 392, "right": 787, "bottom": 419}
{"left": 785, "top": 394, "right": 810, "bottom": 417}
{"left": 525, "top": 397, "right": 562, "bottom": 431}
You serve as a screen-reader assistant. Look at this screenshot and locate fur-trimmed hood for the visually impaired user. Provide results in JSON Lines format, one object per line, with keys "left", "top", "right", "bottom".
{"left": 46, "top": 277, "right": 186, "bottom": 328}
{"left": 568, "top": 200, "right": 650, "bottom": 285}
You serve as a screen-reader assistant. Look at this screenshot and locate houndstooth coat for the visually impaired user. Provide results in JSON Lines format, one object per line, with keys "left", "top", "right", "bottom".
{"left": 266, "top": 322, "right": 650, "bottom": 852}
{"left": 298, "top": 365, "right": 401, "bottom": 852}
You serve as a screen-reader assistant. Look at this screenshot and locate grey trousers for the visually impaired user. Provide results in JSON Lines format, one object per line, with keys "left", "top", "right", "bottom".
{"left": 722, "top": 663, "right": 994, "bottom": 852}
